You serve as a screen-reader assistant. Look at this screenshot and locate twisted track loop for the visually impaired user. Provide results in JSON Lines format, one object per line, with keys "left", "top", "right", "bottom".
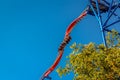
{"left": 40, "top": 10, "right": 87, "bottom": 80}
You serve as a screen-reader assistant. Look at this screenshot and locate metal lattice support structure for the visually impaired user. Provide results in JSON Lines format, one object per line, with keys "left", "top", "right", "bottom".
{"left": 88, "top": 0, "right": 120, "bottom": 47}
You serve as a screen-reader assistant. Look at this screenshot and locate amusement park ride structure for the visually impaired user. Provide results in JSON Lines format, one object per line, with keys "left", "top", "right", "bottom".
{"left": 40, "top": 0, "right": 120, "bottom": 80}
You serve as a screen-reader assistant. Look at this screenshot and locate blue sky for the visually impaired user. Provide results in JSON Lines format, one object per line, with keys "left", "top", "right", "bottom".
{"left": 0, "top": 0, "right": 120, "bottom": 80}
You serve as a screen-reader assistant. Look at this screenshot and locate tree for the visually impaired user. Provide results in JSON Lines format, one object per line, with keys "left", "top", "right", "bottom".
{"left": 56, "top": 30, "right": 120, "bottom": 80}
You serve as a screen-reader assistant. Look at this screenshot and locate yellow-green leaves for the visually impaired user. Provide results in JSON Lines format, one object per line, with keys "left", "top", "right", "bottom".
{"left": 106, "top": 30, "right": 120, "bottom": 47}
{"left": 57, "top": 30, "right": 120, "bottom": 80}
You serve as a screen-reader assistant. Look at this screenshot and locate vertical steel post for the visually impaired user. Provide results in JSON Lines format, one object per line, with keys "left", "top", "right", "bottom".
{"left": 107, "top": 0, "right": 114, "bottom": 17}
{"left": 89, "top": 0, "right": 107, "bottom": 46}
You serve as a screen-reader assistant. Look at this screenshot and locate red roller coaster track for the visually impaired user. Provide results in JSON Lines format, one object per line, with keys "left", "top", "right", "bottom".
{"left": 40, "top": 8, "right": 88, "bottom": 80}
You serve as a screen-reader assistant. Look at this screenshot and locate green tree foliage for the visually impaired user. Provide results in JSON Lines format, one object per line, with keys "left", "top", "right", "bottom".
{"left": 56, "top": 30, "right": 120, "bottom": 80}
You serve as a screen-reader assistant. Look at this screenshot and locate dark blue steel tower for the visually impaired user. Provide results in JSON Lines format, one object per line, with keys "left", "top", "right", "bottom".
{"left": 88, "top": 0, "right": 120, "bottom": 47}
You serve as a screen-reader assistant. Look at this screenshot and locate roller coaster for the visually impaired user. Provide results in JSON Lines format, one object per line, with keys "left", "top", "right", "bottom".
{"left": 40, "top": 0, "right": 120, "bottom": 80}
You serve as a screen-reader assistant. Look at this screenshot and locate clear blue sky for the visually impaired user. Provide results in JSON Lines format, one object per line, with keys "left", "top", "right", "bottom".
{"left": 0, "top": 0, "right": 120, "bottom": 80}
